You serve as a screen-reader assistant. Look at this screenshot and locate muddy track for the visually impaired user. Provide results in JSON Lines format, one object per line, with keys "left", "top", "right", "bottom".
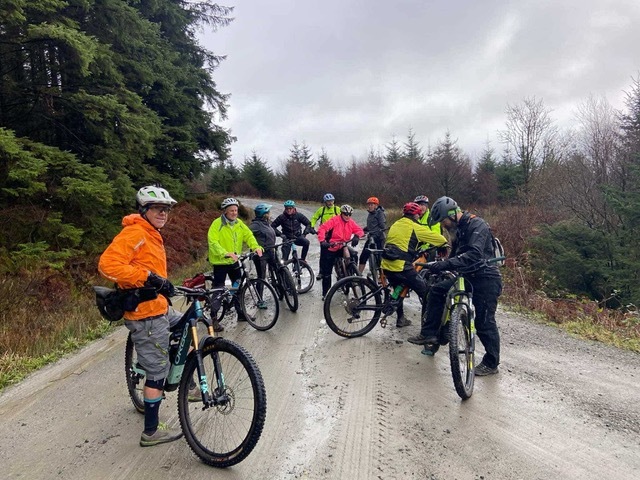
{"left": 1, "top": 199, "right": 639, "bottom": 479}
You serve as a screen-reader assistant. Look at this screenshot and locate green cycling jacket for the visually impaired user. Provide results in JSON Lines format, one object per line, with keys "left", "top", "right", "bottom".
{"left": 381, "top": 217, "right": 447, "bottom": 272}
{"left": 208, "top": 215, "right": 261, "bottom": 265}
{"left": 311, "top": 204, "right": 341, "bottom": 227}
{"left": 418, "top": 208, "right": 442, "bottom": 235}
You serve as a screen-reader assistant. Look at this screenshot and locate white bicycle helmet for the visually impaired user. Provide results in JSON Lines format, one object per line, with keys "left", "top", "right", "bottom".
{"left": 221, "top": 197, "right": 239, "bottom": 209}
{"left": 323, "top": 193, "right": 335, "bottom": 202}
{"left": 136, "top": 186, "right": 177, "bottom": 207}
{"left": 340, "top": 204, "right": 354, "bottom": 215}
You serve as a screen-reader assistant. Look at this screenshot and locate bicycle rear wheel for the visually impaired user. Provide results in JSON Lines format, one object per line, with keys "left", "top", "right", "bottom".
{"left": 124, "top": 332, "right": 145, "bottom": 414}
{"left": 324, "top": 276, "right": 382, "bottom": 338}
{"left": 288, "top": 259, "right": 314, "bottom": 294}
{"left": 178, "top": 337, "right": 267, "bottom": 468}
{"left": 448, "top": 304, "right": 475, "bottom": 400}
{"left": 240, "top": 278, "right": 279, "bottom": 331}
{"left": 278, "top": 267, "right": 299, "bottom": 312}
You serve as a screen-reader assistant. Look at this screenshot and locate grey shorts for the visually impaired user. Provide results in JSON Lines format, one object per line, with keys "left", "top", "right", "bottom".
{"left": 125, "top": 308, "right": 183, "bottom": 381}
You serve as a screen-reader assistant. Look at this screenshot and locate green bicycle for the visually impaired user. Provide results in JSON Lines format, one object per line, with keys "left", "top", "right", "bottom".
{"left": 122, "top": 285, "right": 267, "bottom": 467}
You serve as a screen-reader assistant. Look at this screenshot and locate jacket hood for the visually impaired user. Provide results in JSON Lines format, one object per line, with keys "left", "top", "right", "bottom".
{"left": 122, "top": 213, "right": 153, "bottom": 229}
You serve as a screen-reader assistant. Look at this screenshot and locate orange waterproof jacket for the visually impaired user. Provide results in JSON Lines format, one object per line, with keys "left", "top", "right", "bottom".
{"left": 98, "top": 214, "right": 169, "bottom": 320}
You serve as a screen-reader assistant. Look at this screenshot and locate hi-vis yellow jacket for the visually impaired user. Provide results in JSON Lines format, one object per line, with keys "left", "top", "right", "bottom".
{"left": 381, "top": 217, "right": 447, "bottom": 272}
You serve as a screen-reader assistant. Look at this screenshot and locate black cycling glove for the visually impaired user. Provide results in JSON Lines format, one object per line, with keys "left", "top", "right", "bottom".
{"left": 351, "top": 235, "right": 360, "bottom": 247}
{"left": 146, "top": 272, "right": 176, "bottom": 297}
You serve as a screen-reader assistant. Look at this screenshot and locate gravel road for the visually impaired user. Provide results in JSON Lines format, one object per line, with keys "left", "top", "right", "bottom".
{"left": 1, "top": 199, "right": 638, "bottom": 480}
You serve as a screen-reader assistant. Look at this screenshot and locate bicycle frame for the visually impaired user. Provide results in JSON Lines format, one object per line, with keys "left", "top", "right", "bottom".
{"left": 441, "top": 275, "right": 474, "bottom": 334}
{"left": 332, "top": 242, "right": 359, "bottom": 280}
{"left": 163, "top": 289, "right": 234, "bottom": 407}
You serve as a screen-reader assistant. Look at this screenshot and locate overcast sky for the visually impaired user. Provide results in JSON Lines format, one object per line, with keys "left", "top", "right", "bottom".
{"left": 198, "top": 0, "right": 640, "bottom": 169}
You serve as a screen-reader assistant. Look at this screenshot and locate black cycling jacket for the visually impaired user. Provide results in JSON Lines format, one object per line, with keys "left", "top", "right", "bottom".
{"left": 271, "top": 211, "right": 311, "bottom": 239}
{"left": 440, "top": 212, "right": 500, "bottom": 278}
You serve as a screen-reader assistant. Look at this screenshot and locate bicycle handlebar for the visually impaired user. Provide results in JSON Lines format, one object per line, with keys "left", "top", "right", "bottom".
{"left": 416, "top": 256, "right": 506, "bottom": 273}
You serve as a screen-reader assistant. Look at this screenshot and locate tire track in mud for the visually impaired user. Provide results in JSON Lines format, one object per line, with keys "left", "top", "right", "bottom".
{"left": 273, "top": 320, "right": 339, "bottom": 478}
{"left": 299, "top": 329, "right": 396, "bottom": 480}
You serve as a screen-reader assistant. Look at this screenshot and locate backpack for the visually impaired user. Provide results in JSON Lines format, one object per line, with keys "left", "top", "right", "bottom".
{"left": 492, "top": 234, "right": 505, "bottom": 267}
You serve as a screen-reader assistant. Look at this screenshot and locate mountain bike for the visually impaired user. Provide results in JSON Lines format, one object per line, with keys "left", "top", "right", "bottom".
{"left": 123, "top": 285, "right": 267, "bottom": 467}
{"left": 203, "top": 252, "right": 280, "bottom": 331}
{"left": 361, "top": 231, "right": 385, "bottom": 285}
{"left": 266, "top": 242, "right": 299, "bottom": 312}
{"left": 417, "top": 256, "right": 505, "bottom": 399}
{"left": 323, "top": 246, "right": 436, "bottom": 339}
{"left": 331, "top": 241, "right": 360, "bottom": 282}
{"left": 283, "top": 240, "right": 314, "bottom": 294}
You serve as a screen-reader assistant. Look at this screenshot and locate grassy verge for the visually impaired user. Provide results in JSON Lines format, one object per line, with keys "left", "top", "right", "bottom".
{"left": 0, "top": 302, "right": 114, "bottom": 391}
{"left": 0, "top": 259, "right": 212, "bottom": 393}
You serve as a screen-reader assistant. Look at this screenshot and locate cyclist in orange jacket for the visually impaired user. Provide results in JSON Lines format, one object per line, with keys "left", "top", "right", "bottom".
{"left": 99, "top": 186, "right": 183, "bottom": 447}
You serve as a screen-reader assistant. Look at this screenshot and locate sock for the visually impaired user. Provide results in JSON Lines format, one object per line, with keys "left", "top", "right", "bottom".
{"left": 143, "top": 395, "right": 162, "bottom": 434}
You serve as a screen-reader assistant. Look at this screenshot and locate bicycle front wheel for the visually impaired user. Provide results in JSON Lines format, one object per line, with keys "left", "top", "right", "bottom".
{"left": 178, "top": 337, "right": 267, "bottom": 468}
{"left": 288, "top": 260, "right": 314, "bottom": 294}
{"left": 240, "top": 278, "right": 279, "bottom": 331}
{"left": 448, "top": 304, "right": 475, "bottom": 400}
{"left": 278, "top": 267, "right": 299, "bottom": 312}
{"left": 324, "top": 276, "right": 382, "bottom": 338}
{"left": 125, "top": 332, "right": 145, "bottom": 414}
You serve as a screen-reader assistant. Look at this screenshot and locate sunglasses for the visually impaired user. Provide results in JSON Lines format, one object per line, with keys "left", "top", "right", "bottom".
{"left": 149, "top": 205, "right": 171, "bottom": 214}
{"left": 341, "top": 212, "right": 352, "bottom": 216}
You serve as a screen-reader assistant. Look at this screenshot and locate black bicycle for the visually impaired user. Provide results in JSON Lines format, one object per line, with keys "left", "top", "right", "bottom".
{"left": 323, "top": 246, "right": 436, "bottom": 338}
{"left": 331, "top": 240, "right": 360, "bottom": 282}
{"left": 266, "top": 242, "right": 299, "bottom": 312}
{"left": 123, "top": 286, "right": 267, "bottom": 467}
{"left": 283, "top": 240, "right": 315, "bottom": 294}
{"left": 204, "top": 252, "right": 280, "bottom": 331}
{"left": 361, "top": 231, "right": 385, "bottom": 285}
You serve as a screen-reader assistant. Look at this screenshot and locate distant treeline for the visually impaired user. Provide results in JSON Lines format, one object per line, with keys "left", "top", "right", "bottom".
{"left": 1, "top": 2, "right": 639, "bottom": 308}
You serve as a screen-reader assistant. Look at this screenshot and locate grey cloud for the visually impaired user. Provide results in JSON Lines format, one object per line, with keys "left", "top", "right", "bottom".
{"left": 201, "top": 0, "right": 640, "bottom": 166}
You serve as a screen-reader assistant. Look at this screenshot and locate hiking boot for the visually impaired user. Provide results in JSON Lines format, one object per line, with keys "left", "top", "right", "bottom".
{"left": 257, "top": 300, "right": 268, "bottom": 309}
{"left": 316, "top": 273, "right": 323, "bottom": 280}
{"left": 396, "top": 316, "right": 412, "bottom": 327}
{"left": 140, "top": 423, "right": 183, "bottom": 447}
{"left": 236, "top": 310, "right": 247, "bottom": 321}
{"left": 407, "top": 334, "right": 438, "bottom": 345}
{"left": 475, "top": 362, "right": 499, "bottom": 376}
{"left": 188, "top": 385, "right": 201, "bottom": 403}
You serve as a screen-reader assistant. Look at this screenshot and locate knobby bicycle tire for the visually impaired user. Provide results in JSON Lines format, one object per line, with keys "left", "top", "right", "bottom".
{"left": 448, "top": 304, "right": 475, "bottom": 400}
{"left": 178, "top": 337, "right": 267, "bottom": 468}
{"left": 324, "top": 276, "right": 382, "bottom": 338}
{"left": 270, "top": 269, "right": 284, "bottom": 300}
{"left": 240, "top": 278, "right": 279, "bottom": 330}
{"left": 288, "top": 259, "right": 314, "bottom": 294}
{"left": 278, "top": 266, "right": 299, "bottom": 312}
{"left": 125, "top": 332, "right": 145, "bottom": 414}
{"left": 347, "top": 261, "right": 360, "bottom": 278}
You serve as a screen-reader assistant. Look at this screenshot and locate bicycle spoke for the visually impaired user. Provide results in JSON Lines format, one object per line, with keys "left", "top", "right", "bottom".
{"left": 178, "top": 338, "right": 266, "bottom": 467}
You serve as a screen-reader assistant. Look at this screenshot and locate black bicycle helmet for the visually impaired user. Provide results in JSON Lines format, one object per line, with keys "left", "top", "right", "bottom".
{"left": 428, "top": 196, "right": 459, "bottom": 227}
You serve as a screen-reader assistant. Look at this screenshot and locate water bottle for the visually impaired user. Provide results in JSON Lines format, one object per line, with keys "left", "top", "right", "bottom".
{"left": 390, "top": 285, "right": 403, "bottom": 299}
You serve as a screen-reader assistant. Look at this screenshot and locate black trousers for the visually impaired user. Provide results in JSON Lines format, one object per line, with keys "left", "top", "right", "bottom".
{"left": 421, "top": 275, "right": 502, "bottom": 368}
{"left": 282, "top": 236, "right": 310, "bottom": 261}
